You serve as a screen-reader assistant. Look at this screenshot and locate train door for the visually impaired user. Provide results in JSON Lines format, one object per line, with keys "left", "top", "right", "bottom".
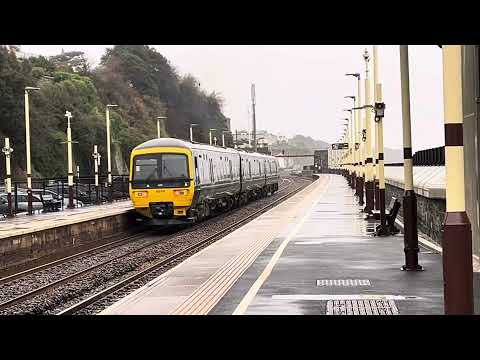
{"left": 209, "top": 158, "right": 214, "bottom": 184}
{"left": 264, "top": 160, "right": 267, "bottom": 184}
{"left": 239, "top": 155, "right": 243, "bottom": 192}
{"left": 194, "top": 153, "right": 200, "bottom": 186}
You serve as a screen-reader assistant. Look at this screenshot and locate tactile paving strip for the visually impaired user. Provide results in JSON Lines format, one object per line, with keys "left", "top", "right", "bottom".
{"left": 326, "top": 299, "right": 398, "bottom": 315}
{"left": 317, "top": 279, "right": 371, "bottom": 286}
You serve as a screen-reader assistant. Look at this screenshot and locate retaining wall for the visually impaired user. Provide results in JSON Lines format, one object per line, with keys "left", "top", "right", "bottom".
{"left": 384, "top": 184, "right": 445, "bottom": 246}
{"left": 0, "top": 211, "right": 136, "bottom": 271}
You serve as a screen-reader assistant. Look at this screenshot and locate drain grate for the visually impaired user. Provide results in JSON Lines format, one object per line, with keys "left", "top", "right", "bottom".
{"left": 326, "top": 299, "right": 398, "bottom": 315}
{"left": 317, "top": 279, "right": 371, "bottom": 286}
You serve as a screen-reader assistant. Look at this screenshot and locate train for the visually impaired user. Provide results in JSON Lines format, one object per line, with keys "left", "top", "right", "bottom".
{"left": 129, "top": 138, "right": 281, "bottom": 225}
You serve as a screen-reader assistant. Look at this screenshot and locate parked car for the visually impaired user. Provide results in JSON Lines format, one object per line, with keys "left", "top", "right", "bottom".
{"left": 59, "top": 188, "right": 92, "bottom": 205}
{"left": 0, "top": 194, "right": 9, "bottom": 216}
{"left": 1, "top": 191, "right": 44, "bottom": 214}
{"left": 31, "top": 189, "right": 84, "bottom": 208}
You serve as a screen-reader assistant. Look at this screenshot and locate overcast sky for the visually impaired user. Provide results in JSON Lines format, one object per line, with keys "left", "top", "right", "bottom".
{"left": 21, "top": 45, "right": 444, "bottom": 150}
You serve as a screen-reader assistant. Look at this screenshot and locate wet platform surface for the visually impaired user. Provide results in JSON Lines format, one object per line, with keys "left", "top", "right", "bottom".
{"left": 101, "top": 175, "right": 479, "bottom": 315}
{"left": 0, "top": 200, "right": 133, "bottom": 239}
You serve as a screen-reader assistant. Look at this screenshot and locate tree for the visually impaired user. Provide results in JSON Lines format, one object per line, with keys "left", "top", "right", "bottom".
{"left": 0, "top": 45, "right": 232, "bottom": 178}
{"left": 50, "top": 51, "right": 91, "bottom": 74}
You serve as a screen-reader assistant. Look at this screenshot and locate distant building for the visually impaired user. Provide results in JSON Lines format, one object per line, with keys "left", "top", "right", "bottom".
{"left": 234, "top": 129, "right": 281, "bottom": 146}
{"left": 235, "top": 130, "right": 250, "bottom": 144}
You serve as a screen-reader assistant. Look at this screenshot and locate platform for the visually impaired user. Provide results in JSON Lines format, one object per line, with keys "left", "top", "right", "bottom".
{"left": 0, "top": 200, "right": 133, "bottom": 240}
{"left": 101, "top": 175, "right": 480, "bottom": 315}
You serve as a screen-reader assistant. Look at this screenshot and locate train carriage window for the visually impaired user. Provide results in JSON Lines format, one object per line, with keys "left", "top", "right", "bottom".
{"left": 248, "top": 161, "right": 252, "bottom": 178}
{"left": 258, "top": 161, "right": 261, "bottom": 176}
{"left": 229, "top": 160, "right": 233, "bottom": 179}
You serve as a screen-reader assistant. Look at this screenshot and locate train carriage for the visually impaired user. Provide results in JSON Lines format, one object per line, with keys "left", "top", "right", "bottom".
{"left": 129, "top": 138, "right": 280, "bottom": 226}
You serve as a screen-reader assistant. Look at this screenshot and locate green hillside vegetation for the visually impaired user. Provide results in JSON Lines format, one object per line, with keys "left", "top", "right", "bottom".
{"left": 0, "top": 45, "right": 230, "bottom": 178}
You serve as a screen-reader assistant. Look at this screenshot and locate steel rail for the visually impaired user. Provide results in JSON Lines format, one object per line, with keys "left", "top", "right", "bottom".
{"left": 0, "top": 229, "right": 150, "bottom": 285}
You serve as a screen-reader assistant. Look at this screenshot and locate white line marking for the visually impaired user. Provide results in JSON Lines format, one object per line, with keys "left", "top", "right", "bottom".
{"left": 232, "top": 176, "right": 331, "bottom": 315}
{"left": 271, "top": 294, "right": 423, "bottom": 301}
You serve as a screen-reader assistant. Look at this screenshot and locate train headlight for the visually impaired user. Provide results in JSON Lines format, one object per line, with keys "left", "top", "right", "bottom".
{"left": 135, "top": 191, "right": 148, "bottom": 198}
{"left": 174, "top": 189, "right": 188, "bottom": 196}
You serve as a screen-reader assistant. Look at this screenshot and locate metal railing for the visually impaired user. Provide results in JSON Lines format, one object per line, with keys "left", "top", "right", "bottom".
{"left": 413, "top": 146, "right": 445, "bottom": 166}
{"left": 384, "top": 147, "right": 445, "bottom": 167}
{"left": 1, "top": 175, "right": 130, "bottom": 218}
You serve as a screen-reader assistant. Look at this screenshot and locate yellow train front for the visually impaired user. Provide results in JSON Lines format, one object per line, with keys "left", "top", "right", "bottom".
{"left": 129, "top": 137, "right": 280, "bottom": 226}
{"left": 129, "top": 138, "right": 196, "bottom": 225}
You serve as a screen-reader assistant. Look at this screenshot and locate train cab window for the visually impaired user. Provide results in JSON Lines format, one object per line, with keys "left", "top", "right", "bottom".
{"left": 132, "top": 153, "right": 189, "bottom": 188}
{"left": 258, "top": 162, "right": 261, "bottom": 176}
{"left": 229, "top": 160, "right": 233, "bottom": 179}
{"left": 248, "top": 161, "right": 252, "bottom": 178}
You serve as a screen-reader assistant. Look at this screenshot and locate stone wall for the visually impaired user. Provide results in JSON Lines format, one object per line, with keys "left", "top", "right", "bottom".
{"left": 0, "top": 211, "right": 136, "bottom": 271}
{"left": 385, "top": 184, "right": 446, "bottom": 246}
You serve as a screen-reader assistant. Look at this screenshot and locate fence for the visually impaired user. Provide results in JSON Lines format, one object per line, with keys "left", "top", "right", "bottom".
{"left": 412, "top": 146, "right": 445, "bottom": 166}
{"left": 1, "top": 175, "right": 129, "bottom": 217}
{"left": 384, "top": 147, "right": 445, "bottom": 167}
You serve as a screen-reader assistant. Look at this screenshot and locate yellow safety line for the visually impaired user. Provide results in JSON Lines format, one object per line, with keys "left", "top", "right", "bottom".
{"left": 232, "top": 175, "right": 332, "bottom": 315}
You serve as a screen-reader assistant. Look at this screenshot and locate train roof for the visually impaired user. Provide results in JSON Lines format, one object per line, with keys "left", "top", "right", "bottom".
{"left": 134, "top": 137, "right": 278, "bottom": 160}
{"left": 134, "top": 138, "right": 191, "bottom": 150}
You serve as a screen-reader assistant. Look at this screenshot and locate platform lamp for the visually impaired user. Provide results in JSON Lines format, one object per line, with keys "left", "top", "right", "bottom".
{"left": 190, "top": 123, "right": 198, "bottom": 142}
{"left": 222, "top": 130, "right": 231, "bottom": 147}
{"left": 341, "top": 124, "right": 348, "bottom": 168}
{"left": 345, "top": 72, "right": 363, "bottom": 204}
{"left": 2, "top": 138, "right": 14, "bottom": 217}
{"left": 63, "top": 110, "right": 77, "bottom": 209}
{"left": 441, "top": 45, "right": 474, "bottom": 314}
{"left": 24, "top": 86, "right": 40, "bottom": 215}
{"left": 339, "top": 123, "right": 348, "bottom": 171}
{"left": 209, "top": 128, "right": 216, "bottom": 145}
{"left": 343, "top": 109, "right": 354, "bottom": 187}
{"left": 157, "top": 116, "right": 167, "bottom": 139}
{"left": 361, "top": 48, "right": 375, "bottom": 214}
{"left": 399, "top": 45, "right": 422, "bottom": 271}
{"left": 92, "top": 145, "right": 100, "bottom": 204}
{"left": 106, "top": 104, "right": 118, "bottom": 202}
{"left": 345, "top": 95, "right": 356, "bottom": 189}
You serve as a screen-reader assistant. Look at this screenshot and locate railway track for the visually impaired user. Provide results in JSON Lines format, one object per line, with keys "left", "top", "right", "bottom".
{"left": 0, "top": 175, "right": 313, "bottom": 315}
{"left": 0, "top": 229, "right": 151, "bottom": 285}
